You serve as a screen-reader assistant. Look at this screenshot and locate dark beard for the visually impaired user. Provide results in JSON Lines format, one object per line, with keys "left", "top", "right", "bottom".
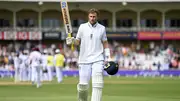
{"left": 91, "top": 21, "right": 97, "bottom": 26}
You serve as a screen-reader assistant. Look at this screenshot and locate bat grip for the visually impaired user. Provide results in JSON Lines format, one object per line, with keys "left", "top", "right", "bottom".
{"left": 68, "top": 33, "right": 74, "bottom": 51}
{"left": 71, "top": 41, "right": 74, "bottom": 51}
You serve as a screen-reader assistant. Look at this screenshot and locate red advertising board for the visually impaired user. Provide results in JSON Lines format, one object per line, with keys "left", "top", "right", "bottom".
{"left": 0, "top": 31, "right": 42, "bottom": 40}
{"left": 163, "top": 31, "right": 180, "bottom": 40}
{"left": 16, "top": 32, "right": 29, "bottom": 40}
{"left": 138, "top": 31, "right": 162, "bottom": 40}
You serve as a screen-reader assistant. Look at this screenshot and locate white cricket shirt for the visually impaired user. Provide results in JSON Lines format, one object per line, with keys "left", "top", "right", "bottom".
{"left": 76, "top": 22, "right": 107, "bottom": 64}
{"left": 19, "top": 54, "right": 28, "bottom": 68}
{"left": 29, "top": 51, "right": 42, "bottom": 67}
{"left": 13, "top": 56, "right": 20, "bottom": 68}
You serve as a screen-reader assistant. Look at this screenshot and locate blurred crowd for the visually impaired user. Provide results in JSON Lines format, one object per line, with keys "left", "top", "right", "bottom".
{"left": 0, "top": 40, "right": 180, "bottom": 71}
{"left": 109, "top": 41, "right": 180, "bottom": 70}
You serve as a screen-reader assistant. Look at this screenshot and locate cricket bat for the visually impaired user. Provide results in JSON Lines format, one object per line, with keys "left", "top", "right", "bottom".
{"left": 60, "top": 1, "right": 74, "bottom": 51}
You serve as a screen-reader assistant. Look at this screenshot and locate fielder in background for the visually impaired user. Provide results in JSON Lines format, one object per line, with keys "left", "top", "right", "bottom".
{"left": 13, "top": 52, "right": 20, "bottom": 83}
{"left": 47, "top": 52, "right": 54, "bottom": 81}
{"left": 28, "top": 47, "right": 42, "bottom": 88}
{"left": 66, "top": 8, "right": 111, "bottom": 101}
{"left": 19, "top": 50, "right": 29, "bottom": 81}
{"left": 42, "top": 49, "right": 48, "bottom": 81}
{"left": 54, "top": 49, "right": 65, "bottom": 83}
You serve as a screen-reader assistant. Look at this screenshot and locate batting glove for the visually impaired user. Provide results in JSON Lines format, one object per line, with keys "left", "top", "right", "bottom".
{"left": 66, "top": 37, "right": 75, "bottom": 45}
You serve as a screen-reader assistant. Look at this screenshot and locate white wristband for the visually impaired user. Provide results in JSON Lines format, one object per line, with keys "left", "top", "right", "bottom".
{"left": 105, "top": 48, "right": 110, "bottom": 57}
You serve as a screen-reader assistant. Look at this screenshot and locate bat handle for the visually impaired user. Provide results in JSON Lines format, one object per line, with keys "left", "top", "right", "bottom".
{"left": 68, "top": 33, "right": 74, "bottom": 51}
{"left": 71, "top": 41, "right": 74, "bottom": 51}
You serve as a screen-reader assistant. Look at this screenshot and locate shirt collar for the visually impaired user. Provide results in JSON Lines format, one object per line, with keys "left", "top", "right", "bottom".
{"left": 88, "top": 22, "right": 98, "bottom": 28}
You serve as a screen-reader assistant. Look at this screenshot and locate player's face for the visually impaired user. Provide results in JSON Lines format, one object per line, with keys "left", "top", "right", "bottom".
{"left": 88, "top": 13, "right": 98, "bottom": 25}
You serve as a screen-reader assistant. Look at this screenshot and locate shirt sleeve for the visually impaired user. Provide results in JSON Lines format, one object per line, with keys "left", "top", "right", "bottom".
{"left": 76, "top": 24, "right": 82, "bottom": 40}
{"left": 101, "top": 27, "right": 107, "bottom": 42}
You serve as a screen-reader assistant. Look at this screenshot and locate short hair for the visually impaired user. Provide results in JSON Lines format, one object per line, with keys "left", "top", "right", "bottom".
{"left": 88, "top": 8, "right": 100, "bottom": 17}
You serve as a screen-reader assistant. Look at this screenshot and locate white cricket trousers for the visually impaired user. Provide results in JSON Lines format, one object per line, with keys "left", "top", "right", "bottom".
{"left": 14, "top": 67, "right": 20, "bottom": 82}
{"left": 78, "top": 61, "right": 104, "bottom": 101}
{"left": 55, "top": 66, "right": 63, "bottom": 83}
{"left": 42, "top": 65, "right": 48, "bottom": 81}
{"left": 19, "top": 66, "right": 27, "bottom": 81}
{"left": 79, "top": 61, "right": 104, "bottom": 84}
{"left": 28, "top": 66, "right": 31, "bottom": 81}
{"left": 47, "top": 66, "right": 53, "bottom": 81}
{"left": 31, "top": 66, "right": 41, "bottom": 87}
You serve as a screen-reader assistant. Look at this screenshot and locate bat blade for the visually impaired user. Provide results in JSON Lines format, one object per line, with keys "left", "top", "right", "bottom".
{"left": 60, "top": 1, "right": 74, "bottom": 51}
{"left": 60, "top": 1, "right": 73, "bottom": 36}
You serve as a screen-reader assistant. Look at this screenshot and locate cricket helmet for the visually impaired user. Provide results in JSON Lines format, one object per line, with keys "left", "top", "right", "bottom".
{"left": 104, "top": 61, "right": 119, "bottom": 75}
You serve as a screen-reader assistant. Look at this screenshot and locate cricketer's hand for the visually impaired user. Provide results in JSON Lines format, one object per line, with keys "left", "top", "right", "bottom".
{"left": 66, "top": 37, "right": 75, "bottom": 45}
{"left": 104, "top": 56, "right": 111, "bottom": 65}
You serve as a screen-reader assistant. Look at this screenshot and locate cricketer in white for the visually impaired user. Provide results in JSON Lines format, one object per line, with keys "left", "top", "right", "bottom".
{"left": 66, "top": 8, "right": 110, "bottom": 101}
{"left": 28, "top": 48, "right": 42, "bottom": 88}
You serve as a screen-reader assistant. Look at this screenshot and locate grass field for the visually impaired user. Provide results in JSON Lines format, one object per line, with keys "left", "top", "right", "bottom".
{"left": 0, "top": 76, "right": 180, "bottom": 101}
